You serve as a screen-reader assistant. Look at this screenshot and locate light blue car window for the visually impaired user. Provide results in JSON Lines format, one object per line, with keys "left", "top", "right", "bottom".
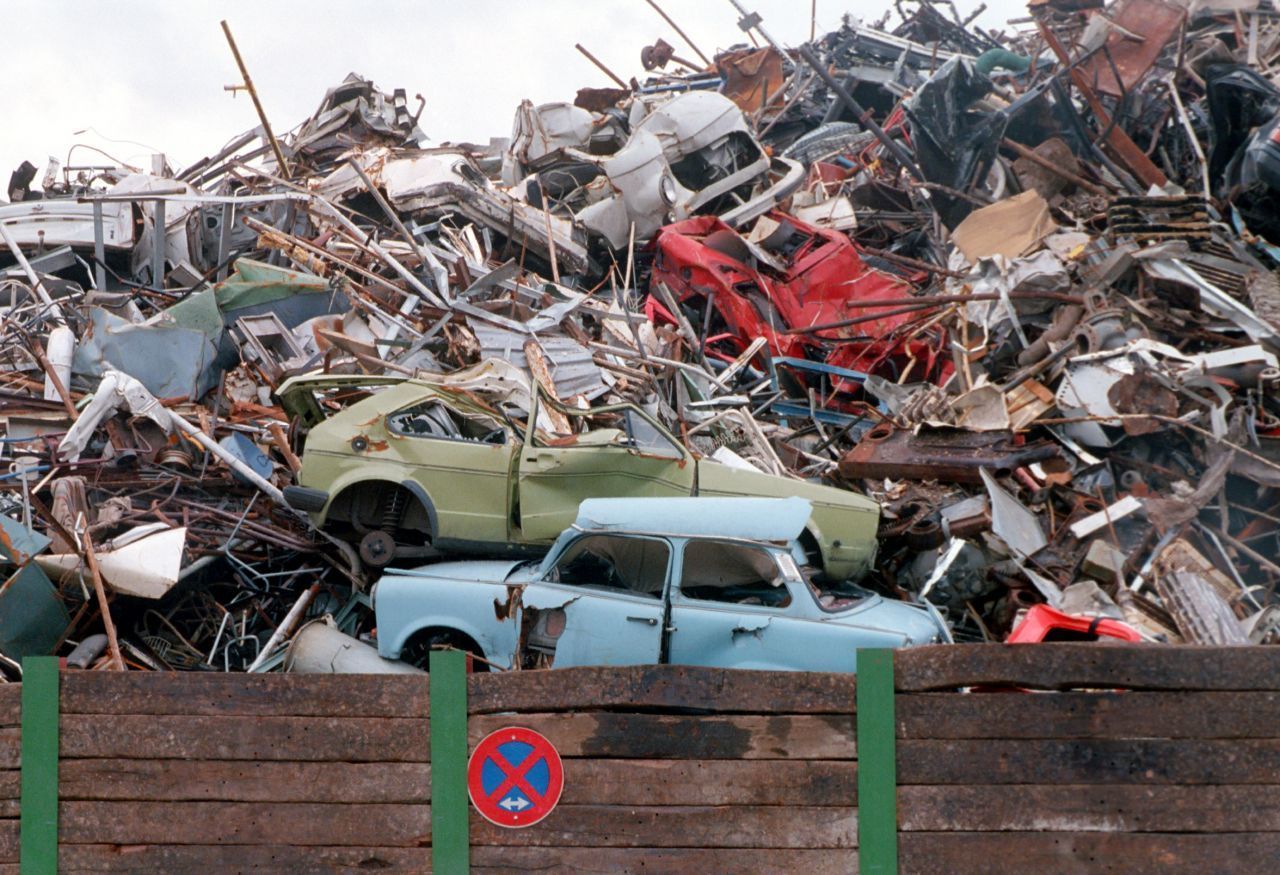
{"left": 678, "top": 539, "right": 792, "bottom": 608}
{"left": 545, "top": 534, "right": 669, "bottom": 598}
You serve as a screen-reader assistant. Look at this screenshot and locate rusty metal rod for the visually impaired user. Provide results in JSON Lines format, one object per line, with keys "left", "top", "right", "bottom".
{"left": 25, "top": 333, "right": 78, "bottom": 419}
{"left": 644, "top": 0, "right": 712, "bottom": 67}
{"left": 859, "top": 245, "right": 967, "bottom": 278}
{"left": 81, "top": 527, "right": 125, "bottom": 670}
{"left": 221, "top": 20, "right": 291, "bottom": 180}
{"left": 798, "top": 44, "right": 926, "bottom": 182}
{"left": 781, "top": 291, "right": 1086, "bottom": 334}
{"left": 574, "top": 43, "right": 629, "bottom": 89}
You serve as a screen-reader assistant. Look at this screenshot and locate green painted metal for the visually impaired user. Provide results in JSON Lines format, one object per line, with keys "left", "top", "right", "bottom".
{"left": 857, "top": 648, "right": 898, "bottom": 875}
{"left": 19, "top": 657, "right": 59, "bottom": 875}
{"left": 430, "top": 650, "right": 469, "bottom": 874}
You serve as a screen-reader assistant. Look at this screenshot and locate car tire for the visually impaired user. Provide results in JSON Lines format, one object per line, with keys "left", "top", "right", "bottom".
{"left": 783, "top": 122, "right": 875, "bottom": 165}
{"left": 400, "top": 628, "right": 488, "bottom": 672}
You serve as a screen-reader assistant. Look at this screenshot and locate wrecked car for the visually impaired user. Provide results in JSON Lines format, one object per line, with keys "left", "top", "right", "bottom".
{"left": 278, "top": 369, "right": 879, "bottom": 579}
{"left": 510, "top": 91, "right": 804, "bottom": 249}
{"left": 648, "top": 210, "right": 936, "bottom": 369}
{"left": 374, "top": 496, "right": 949, "bottom": 671}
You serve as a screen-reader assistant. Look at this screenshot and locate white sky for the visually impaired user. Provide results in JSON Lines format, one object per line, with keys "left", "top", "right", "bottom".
{"left": 0, "top": 0, "right": 1028, "bottom": 187}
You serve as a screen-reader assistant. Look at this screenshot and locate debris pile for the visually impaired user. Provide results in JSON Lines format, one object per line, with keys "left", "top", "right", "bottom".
{"left": 4, "top": 0, "right": 1280, "bottom": 676}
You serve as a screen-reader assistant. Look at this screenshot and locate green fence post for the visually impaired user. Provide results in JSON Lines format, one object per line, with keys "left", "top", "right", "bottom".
{"left": 19, "top": 656, "right": 59, "bottom": 875}
{"left": 430, "top": 650, "right": 469, "bottom": 874}
{"left": 857, "top": 648, "right": 897, "bottom": 875}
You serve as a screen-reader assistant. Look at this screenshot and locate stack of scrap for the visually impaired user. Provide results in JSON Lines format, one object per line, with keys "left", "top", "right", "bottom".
{"left": 3, "top": 0, "right": 1280, "bottom": 677}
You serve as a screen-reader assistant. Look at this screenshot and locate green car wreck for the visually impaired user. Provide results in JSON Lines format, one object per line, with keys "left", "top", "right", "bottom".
{"left": 278, "top": 364, "right": 879, "bottom": 579}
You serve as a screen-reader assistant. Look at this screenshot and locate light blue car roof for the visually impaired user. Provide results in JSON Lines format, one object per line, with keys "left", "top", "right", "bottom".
{"left": 574, "top": 496, "right": 812, "bottom": 542}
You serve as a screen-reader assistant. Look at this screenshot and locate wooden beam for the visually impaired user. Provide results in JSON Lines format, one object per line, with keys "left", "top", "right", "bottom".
{"left": 899, "top": 784, "right": 1280, "bottom": 832}
{"left": 897, "top": 738, "right": 1280, "bottom": 785}
{"left": 59, "top": 672, "right": 429, "bottom": 718}
{"left": 467, "top": 664, "right": 857, "bottom": 715}
{"left": 895, "top": 644, "right": 1280, "bottom": 692}
{"left": 900, "top": 832, "right": 1280, "bottom": 875}
{"left": 898, "top": 690, "right": 1280, "bottom": 739}
{"left": 468, "top": 712, "right": 855, "bottom": 759}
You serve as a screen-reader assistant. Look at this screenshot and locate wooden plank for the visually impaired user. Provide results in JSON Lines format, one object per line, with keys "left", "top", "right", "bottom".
{"left": 899, "top": 785, "right": 1280, "bottom": 832}
{"left": 469, "top": 665, "right": 857, "bottom": 715}
{"left": 56, "top": 844, "right": 430, "bottom": 872}
{"left": 0, "top": 686, "right": 16, "bottom": 727}
{"left": 58, "top": 801, "right": 431, "bottom": 847}
{"left": 0, "top": 766, "right": 14, "bottom": 817}
{"left": 0, "top": 733, "right": 14, "bottom": 775}
{"left": 898, "top": 739, "right": 1280, "bottom": 785}
{"left": 559, "top": 759, "right": 856, "bottom": 806}
{"left": 56, "top": 759, "right": 851, "bottom": 807}
{"left": 898, "top": 691, "right": 1280, "bottom": 739}
{"left": 899, "top": 832, "right": 1280, "bottom": 875}
{"left": 472, "top": 847, "right": 855, "bottom": 873}
{"left": 470, "top": 713, "right": 854, "bottom": 759}
{"left": 896, "top": 644, "right": 1280, "bottom": 692}
{"left": 57, "top": 760, "right": 429, "bottom": 803}
{"left": 0, "top": 821, "right": 13, "bottom": 864}
{"left": 59, "top": 715, "right": 428, "bottom": 762}
{"left": 470, "top": 805, "right": 856, "bottom": 848}
{"left": 59, "top": 673, "right": 428, "bottom": 718}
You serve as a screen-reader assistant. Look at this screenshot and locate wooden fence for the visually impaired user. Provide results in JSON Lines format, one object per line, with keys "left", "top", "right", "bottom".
{"left": 2, "top": 644, "right": 1279, "bottom": 873}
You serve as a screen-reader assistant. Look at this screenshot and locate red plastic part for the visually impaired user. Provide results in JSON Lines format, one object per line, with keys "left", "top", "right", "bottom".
{"left": 1006, "top": 604, "right": 1143, "bottom": 643}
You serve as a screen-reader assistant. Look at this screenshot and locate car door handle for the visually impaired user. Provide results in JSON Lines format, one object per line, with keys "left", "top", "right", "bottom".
{"left": 529, "top": 452, "right": 562, "bottom": 470}
{"left": 626, "top": 616, "right": 658, "bottom": 626}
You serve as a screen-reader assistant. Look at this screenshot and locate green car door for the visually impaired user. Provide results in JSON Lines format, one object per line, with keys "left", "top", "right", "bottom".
{"left": 516, "top": 396, "right": 695, "bottom": 542}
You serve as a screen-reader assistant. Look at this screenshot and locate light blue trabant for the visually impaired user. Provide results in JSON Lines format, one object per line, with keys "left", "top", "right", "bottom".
{"left": 374, "top": 497, "right": 950, "bottom": 672}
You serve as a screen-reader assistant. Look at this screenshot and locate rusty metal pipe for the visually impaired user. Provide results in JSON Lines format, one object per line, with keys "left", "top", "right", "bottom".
{"left": 781, "top": 292, "right": 1086, "bottom": 334}
{"left": 1016, "top": 304, "right": 1084, "bottom": 366}
{"left": 221, "top": 20, "right": 290, "bottom": 180}
{"left": 644, "top": 0, "right": 712, "bottom": 67}
{"left": 798, "top": 44, "right": 926, "bottom": 182}
{"left": 574, "top": 43, "right": 629, "bottom": 89}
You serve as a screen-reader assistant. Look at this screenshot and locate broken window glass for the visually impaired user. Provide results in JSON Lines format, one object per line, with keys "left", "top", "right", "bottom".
{"left": 386, "top": 400, "right": 507, "bottom": 444}
{"left": 620, "top": 409, "right": 684, "bottom": 460}
{"left": 545, "top": 534, "right": 670, "bottom": 598}
{"left": 678, "top": 540, "right": 791, "bottom": 608}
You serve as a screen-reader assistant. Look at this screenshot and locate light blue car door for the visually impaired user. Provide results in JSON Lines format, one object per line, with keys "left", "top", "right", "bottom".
{"left": 667, "top": 538, "right": 859, "bottom": 672}
{"left": 519, "top": 533, "right": 670, "bottom": 667}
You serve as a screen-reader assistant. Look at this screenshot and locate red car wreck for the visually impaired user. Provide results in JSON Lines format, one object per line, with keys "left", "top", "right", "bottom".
{"left": 647, "top": 211, "right": 949, "bottom": 392}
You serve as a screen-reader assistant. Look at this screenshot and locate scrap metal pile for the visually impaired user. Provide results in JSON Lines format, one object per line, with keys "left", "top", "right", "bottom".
{"left": 3, "top": 0, "right": 1280, "bottom": 677}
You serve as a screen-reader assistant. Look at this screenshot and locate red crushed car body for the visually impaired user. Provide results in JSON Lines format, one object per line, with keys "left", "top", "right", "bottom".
{"left": 648, "top": 211, "right": 948, "bottom": 385}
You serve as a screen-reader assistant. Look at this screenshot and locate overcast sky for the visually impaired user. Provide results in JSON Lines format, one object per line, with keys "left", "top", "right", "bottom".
{"left": 1, "top": 0, "right": 1027, "bottom": 188}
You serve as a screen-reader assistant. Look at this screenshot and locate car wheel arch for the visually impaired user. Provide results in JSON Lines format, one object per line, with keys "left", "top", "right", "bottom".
{"left": 324, "top": 477, "right": 439, "bottom": 540}
{"left": 398, "top": 624, "right": 489, "bottom": 671}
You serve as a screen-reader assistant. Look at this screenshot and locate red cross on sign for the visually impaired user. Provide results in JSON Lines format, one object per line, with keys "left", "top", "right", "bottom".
{"left": 467, "top": 726, "right": 565, "bottom": 827}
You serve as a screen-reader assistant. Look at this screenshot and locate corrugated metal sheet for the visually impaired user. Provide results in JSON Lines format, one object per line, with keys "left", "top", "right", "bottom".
{"left": 468, "top": 320, "right": 607, "bottom": 401}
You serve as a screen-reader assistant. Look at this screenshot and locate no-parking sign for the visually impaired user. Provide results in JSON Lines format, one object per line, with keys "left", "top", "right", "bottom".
{"left": 467, "top": 726, "right": 565, "bottom": 827}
